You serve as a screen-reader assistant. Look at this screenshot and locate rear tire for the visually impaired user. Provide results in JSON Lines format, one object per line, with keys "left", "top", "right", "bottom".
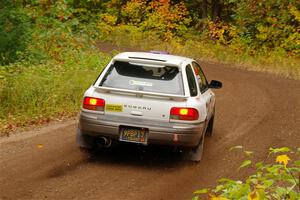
{"left": 76, "top": 129, "right": 96, "bottom": 150}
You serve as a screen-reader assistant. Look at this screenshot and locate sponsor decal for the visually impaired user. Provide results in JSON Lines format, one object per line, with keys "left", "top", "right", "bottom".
{"left": 105, "top": 104, "right": 123, "bottom": 112}
{"left": 129, "top": 80, "right": 153, "bottom": 87}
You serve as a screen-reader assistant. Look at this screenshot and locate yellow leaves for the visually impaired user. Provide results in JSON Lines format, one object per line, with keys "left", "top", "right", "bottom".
{"left": 120, "top": 0, "right": 190, "bottom": 40}
{"left": 122, "top": 0, "right": 146, "bottom": 17}
{"left": 289, "top": 5, "right": 300, "bottom": 23}
{"left": 247, "top": 190, "right": 259, "bottom": 200}
{"left": 207, "top": 21, "right": 238, "bottom": 45}
{"left": 212, "top": 197, "right": 230, "bottom": 200}
{"left": 100, "top": 14, "right": 118, "bottom": 26}
{"left": 209, "top": 195, "right": 230, "bottom": 200}
{"left": 228, "top": 26, "right": 238, "bottom": 38}
{"left": 276, "top": 154, "right": 290, "bottom": 167}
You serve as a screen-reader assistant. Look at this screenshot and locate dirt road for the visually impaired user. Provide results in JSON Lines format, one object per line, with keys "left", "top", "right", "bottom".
{"left": 1, "top": 58, "right": 300, "bottom": 199}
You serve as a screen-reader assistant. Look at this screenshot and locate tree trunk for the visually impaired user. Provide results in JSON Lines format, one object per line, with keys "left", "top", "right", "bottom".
{"left": 212, "top": 0, "right": 221, "bottom": 21}
{"left": 202, "top": 0, "right": 208, "bottom": 19}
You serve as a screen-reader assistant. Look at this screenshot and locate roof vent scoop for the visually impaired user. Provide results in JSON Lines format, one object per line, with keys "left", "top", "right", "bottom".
{"left": 149, "top": 50, "right": 169, "bottom": 55}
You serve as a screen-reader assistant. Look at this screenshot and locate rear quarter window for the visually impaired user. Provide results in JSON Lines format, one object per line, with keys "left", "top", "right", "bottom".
{"left": 99, "top": 61, "right": 184, "bottom": 95}
{"left": 186, "top": 64, "right": 198, "bottom": 97}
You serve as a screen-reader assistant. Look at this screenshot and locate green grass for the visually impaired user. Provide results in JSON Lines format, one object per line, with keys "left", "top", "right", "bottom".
{"left": 0, "top": 51, "right": 111, "bottom": 135}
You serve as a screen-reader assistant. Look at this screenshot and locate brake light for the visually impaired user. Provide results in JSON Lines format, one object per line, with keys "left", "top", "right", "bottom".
{"left": 83, "top": 97, "right": 105, "bottom": 111}
{"left": 170, "top": 107, "right": 199, "bottom": 121}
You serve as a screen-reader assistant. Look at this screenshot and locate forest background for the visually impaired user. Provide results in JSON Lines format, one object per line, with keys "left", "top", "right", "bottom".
{"left": 0, "top": 0, "right": 299, "bottom": 133}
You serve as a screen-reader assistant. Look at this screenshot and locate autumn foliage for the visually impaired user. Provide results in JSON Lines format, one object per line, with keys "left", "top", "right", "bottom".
{"left": 1, "top": 0, "right": 299, "bottom": 65}
{"left": 101, "top": 0, "right": 191, "bottom": 40}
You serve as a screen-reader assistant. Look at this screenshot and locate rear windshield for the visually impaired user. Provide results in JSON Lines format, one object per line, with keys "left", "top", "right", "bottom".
{"left": 99, "top": 61, "right": 184, "bottom": 95}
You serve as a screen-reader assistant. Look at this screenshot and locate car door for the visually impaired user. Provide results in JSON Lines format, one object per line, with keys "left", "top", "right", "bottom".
{"left": 192, "top": 62, "right": 215, "bottom": 121}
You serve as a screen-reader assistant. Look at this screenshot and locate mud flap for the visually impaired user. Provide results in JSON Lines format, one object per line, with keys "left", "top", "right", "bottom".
{"left": 205, "top": 115, "right": 214, "bottom": 137}
{"left": 183, "top": 134, "right": 204, "bottom": 162}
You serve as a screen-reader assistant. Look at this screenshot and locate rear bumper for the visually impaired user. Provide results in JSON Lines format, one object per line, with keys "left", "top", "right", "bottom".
{"left": 78, "top": 111, "right": 205, "bottom": 147}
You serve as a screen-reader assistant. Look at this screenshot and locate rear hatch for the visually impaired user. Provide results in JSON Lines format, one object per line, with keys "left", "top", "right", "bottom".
{"left": 95, "top": 60, "right": 187, "bottom": 123}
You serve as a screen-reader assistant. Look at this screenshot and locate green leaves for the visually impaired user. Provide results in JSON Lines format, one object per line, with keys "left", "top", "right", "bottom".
{"left": 194, "top": 188, "right": 209, "bottom": 195}
{"left": 0, "top": 0, "right": 32, "bottom": 65}
{"left": 232, "top": 0, "right": 300, "bottom": 55}
{"left": 297, "top": 148, "right": 300, "bottom": 154}
{"left": 294, "top": 160, "right": 300, "bottom": 166}
{"left": 269, "top": 147, "right": 290, "bottom": 154}
{"left": 238, "top": 160, "right": 252, "bottom": 170}
{"left": 193, "top": 147, "right": 300, "bottom": 200}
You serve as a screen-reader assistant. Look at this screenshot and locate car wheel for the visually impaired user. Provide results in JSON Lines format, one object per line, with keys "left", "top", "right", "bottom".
{"left": 205, "top": 115, "right": 214, "bottom": 137}
{"left": 184, "top": 133, "right": 205, "bottom": 162}
{"left": 76, "top": 129, "right": 96, "bottom": 150}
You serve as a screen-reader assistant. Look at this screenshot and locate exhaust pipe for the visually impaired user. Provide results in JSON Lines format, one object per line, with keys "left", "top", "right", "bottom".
{"left": 97, "top": 137, "right": 112, "bottom": 148}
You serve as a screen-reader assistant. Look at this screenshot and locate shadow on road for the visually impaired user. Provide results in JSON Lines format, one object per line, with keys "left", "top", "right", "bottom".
{"left": 84, "top": 143, "right": 191, "bottom": 169}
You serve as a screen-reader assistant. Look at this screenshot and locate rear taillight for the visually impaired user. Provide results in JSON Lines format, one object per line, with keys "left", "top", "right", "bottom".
{"left": 170, "top": 107, "right": 199, "bottom": 121}
{"left": 83, "top": 97, "right": 105, "bottom": 111}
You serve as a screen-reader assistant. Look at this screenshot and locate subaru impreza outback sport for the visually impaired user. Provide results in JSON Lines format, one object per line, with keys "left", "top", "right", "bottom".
{"left": 77, "top": 52, "right": 222, "bottom": 161}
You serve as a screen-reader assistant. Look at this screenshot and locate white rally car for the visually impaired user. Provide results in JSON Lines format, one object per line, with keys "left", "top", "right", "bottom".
{"left": 77, "top": 51, "right": 222, "bottom": 161}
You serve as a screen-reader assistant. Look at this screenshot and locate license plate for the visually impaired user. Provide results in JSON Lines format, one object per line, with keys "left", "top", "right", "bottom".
{"left": 120, "top": 127, "right": 148, "bottom": 144}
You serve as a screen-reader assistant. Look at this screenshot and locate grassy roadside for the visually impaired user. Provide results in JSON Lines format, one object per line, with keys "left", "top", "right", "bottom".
{"left": 97, "top": 25, "right": 300, "bottom": 80}
{"left": 0, "top": 51, "right": 111, "bottom": 136}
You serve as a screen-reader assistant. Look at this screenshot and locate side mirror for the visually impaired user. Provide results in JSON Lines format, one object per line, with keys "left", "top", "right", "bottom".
{"left": 209, "top": 80, "right": 222, "bottom": 89}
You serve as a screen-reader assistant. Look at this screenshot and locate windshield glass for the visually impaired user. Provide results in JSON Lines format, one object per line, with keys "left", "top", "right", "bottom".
{"left": 99, "top": 61, "right": 184, "bottom": 95}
